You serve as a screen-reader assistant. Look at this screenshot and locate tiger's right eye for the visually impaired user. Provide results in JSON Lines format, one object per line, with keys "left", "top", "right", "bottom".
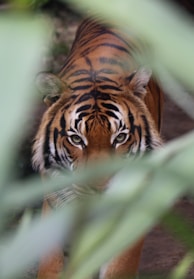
{"left": 70, "top": 135, "right": 83, "bottom": 145}
{"left": 114, "top": 133, "right": 127, "bottom": 144}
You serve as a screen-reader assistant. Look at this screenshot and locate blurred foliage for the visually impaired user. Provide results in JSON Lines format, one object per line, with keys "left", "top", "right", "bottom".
{"left": 0, "top": 1, "right": 194, "bottom": 279}
{"left": 65, "top": 0, "right": 194, "bottom": 119}
{"left": 8, "top": 0, "right": 51, "bottom": 9}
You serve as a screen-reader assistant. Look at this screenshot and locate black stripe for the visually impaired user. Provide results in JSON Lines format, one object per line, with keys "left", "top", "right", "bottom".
{"left": 75, "top": 112, "right": 89, "bottom": 130}
{"left": 91, "top": 90, "right": 111, "bottom": 100}
{"left": 75, "top": 93, "right": 91, "bottom": 104}
{"left": 138, "top": 126, "right": 142, "bottom": 152}
{"left": 70, "top": 94, "right": 77, "bottom": 100}
{"left": 106, "top": 29, "right": 136, "bottom": 52}
{"left": 78, "top": 112, "right": 89, "bottom": 119}
{"left": 135, "top": 125, "right": 142, "bottom": 153}
{"left": 70, "top": 85, "right": 91, "bottom": 91}
{"left": 141, "top": 115, "right": 152, "bottom": 150}
{"left": 71, "top": 77, "right": 92, "bottom": 84}
{"left": 87, "top": 114, "right": 95, "bottom": 121}
{"left": 63, "top": 103, "right": 71, "bottom": 110}
{"left": 74, "top": 119, "right": 81, "bottom": 130}
{"left": 85, "top": 56, "right": 93, "bottom": 68}
{"left": 59, "top": 115, "right": 66, "bottom": 136}
{"left": 119, "top": 120, "right": 123, "bottom": 129}
{"left": 125, "top": 72, "right": 136, "bottom": 83}
{"left": 76, "top": 104, "right": 91, "bottom": 113}
{"left": 69, "top": 127, "right": 76, "bottom": 133}
{"left": 98, "top": 43, "right": 129, "bottom": 54}
{"left": 96, "top": 76, "right": 118, "bottom": 85}
{"left": 82, "top": 43, "right": 129, "bottom": 57}
{"left": 99, "top": 57, "right": 123, "bottom": 66}
{"left": 99, "top": 84, "right": 122, "bottom": 92}
{"left": 101, "top": 102, "right": 119, "bottom": 111}
{"left": 98, "top": 68, "right": 119, "bottom": 75}
{"left": 85, "top": 121, "right": 89, "bottom": 133}
{"left": 128, "top": 111, "right": 135, "bottom": 133}
{"left": 106, "top": 110, "right": 119, "bottom": 119}
{"left": 43, "top": 119, "right": 53, "bottom": 169}
{"left": 75, "top": 118, "right": 82, "bottom": 130}
{"left": 71, "top": 69, "right": 90, "bottom": 76}
{"left": 60, "top": 114, "right": 66, "bottom": 128}
{"left": 59, "top": 63, "right": 76, "bottom": 78}
{"left": 92, "top": 103, "right": 100, "bottom": 111}
{"left": 53, "top": 128, "right": 61, "bottom": 163}
{"left": 81, "top": 46, "right": 96, "bottom": 56}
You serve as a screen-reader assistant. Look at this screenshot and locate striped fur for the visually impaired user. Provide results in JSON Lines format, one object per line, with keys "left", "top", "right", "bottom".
{"left": 33, "top": 18, "right": 163, "bottom": 279}
{"left": 33, "top": 19, "right": 162, "bottom": 176}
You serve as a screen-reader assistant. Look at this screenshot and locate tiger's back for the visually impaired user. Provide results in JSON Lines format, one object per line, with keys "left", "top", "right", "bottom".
{"left": 60, "top": 19, "right": 163, "bottom": 130}
{"left": 33, "top": 18, "right": 163, "bottom": 279}
{"left": 33, "top": 18, "right": 163, "bottom": 173}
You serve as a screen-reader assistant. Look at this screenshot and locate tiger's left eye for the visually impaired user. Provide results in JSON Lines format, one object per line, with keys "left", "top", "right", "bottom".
{"left": 70, "top": 135, "right": 83, "bottom": 145}
{"left": 114, "top": 133, "right": 127, "bottom": 144}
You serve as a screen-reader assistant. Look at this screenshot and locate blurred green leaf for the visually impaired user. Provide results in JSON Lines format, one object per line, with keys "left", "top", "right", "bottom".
{"left": 0, "top": 14, "right": 49, "bottom": 186}
{"left": 66, "top": 0, "right": 194, "bottom": 89}
{"left": 170, "top": 252, "right": 194, "bottom": 279}
{"left": 65, "top": 166, "right": 192, "bottom": 279}
{"left": 0, "top": 1, "right": 194, "bottom": 279}
{"left": 2, "top": 130, "right": 194, "bottom": 212}
{"left": 9, "top": 0, "right": 50, "bottom": 9}
{"left": 0, "top": 205, "right": 76, "bottom": 278}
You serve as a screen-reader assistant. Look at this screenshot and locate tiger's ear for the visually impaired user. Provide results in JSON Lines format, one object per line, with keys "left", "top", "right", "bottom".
{"left": 126, "top": 67, "right": 152, "bottom": 98}
{"left": 36, "top": 73, "right": 69, "bottom": 106}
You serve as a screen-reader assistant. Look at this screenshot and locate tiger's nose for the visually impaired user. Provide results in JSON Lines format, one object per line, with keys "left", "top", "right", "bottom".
{"left": 83, "top": 151, "right": 111, "bottom": 191}
{"left": 86, "top": 151, "right": 110, "bottom": 164}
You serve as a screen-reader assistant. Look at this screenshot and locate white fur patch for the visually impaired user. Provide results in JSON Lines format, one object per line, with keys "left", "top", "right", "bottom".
{"left": 32, "top": 136, "right": 45, "bottom": 172}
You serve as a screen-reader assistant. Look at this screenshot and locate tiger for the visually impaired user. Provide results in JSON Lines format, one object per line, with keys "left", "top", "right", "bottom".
{"left": 32, "top": 18, "right": 163, "bottom": 279}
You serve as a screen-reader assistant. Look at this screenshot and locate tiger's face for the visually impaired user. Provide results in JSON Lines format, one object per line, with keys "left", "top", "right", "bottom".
{"left": 41, "top": 95, "right": 144, "bottom": 171}
{"left": 33, "top": 68, "right": 162, "bottom": 176}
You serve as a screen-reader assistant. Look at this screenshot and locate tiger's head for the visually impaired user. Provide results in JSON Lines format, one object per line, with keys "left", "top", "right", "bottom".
{"left": 33, "top": 67, "right": 162, "bottom": 179}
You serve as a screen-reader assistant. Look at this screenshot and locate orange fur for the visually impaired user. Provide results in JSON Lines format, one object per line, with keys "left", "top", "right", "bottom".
{"left": 100, "top": 238, "right": 145, "bottom": 279}
{"left": 37, "top": 200, "right": 65, "bottom": 279}
{"left": 34, "top": 18, "right": 163, "bottom": 279}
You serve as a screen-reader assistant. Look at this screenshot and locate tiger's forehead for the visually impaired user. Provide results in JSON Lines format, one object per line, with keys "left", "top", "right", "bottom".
{"left": 56, "top": 89, "right": 143, "bottom": 135}
{"left": 63, "top": 91, "right": 130, "bottom": 117}
{"left": 67, "top": 109, "right": 122, "bottom": 135}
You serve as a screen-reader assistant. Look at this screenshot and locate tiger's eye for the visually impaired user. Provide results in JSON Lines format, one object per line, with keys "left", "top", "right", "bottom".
{"left": 70, "top": 135, "right": 83, "bottom": 145}
{"left": 115, "top": 133, "right": 127, "bottom": 144}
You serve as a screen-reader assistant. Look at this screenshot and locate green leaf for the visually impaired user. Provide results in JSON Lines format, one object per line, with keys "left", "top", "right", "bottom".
{"left": 67, "top": 0, "right": 194, "bottom": 88}
{"left": 65, "top": 169, "right": 190, "bottom": 279}
{"left": 0, "top": 14, "right": 50, "bottom": 186}
{"left": 9, "top": 0, "right": 50, "bottom": 9}
{"left": 0, "top": 205, "right": 76, "bottom": 279}
{"left": 0, "top": 3, "right": 194, "bottom": 279}
{"left": 170, "top": 252, "right": 194, "bottom": 279}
